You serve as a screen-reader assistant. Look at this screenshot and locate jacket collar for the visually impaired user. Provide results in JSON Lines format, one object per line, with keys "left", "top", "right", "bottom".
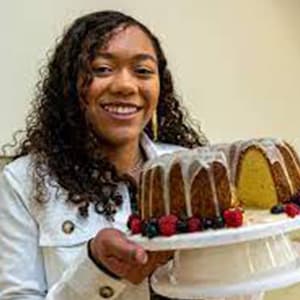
{"left": 140, "top": 132, "right": 185, "bottom": 160}
{"left": 140, "top": 132, "right": 158, "bottom": 160}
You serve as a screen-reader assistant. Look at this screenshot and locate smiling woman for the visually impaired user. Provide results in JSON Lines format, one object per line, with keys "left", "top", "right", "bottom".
{"left": 84, "top": 26, "right": 160, "bottom": 166}
{"left": 0, "top": 10, "right": 207, "bottom": 300}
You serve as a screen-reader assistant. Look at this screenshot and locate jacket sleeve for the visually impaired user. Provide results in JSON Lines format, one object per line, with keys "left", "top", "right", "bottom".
{"left": 0, "top": 168, "right": 130, "bottom": 300}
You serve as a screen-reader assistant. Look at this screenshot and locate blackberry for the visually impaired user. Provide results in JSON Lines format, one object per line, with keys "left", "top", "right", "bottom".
{"left": 176, "top": 219, "right": 189, "bottom": 233}
{"left": 213, "top": 216, "right": 225, "bottom": 229}
{"left": 202, "top": 218, "right": 214, "bottom": 230}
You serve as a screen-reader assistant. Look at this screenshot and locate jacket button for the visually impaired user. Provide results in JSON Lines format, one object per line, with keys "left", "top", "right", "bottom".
{"left": 62, "top": 220, "right": 75, "bottom": 234}
{"left": 99, "top": 286, "right": 114, "bottom": 298}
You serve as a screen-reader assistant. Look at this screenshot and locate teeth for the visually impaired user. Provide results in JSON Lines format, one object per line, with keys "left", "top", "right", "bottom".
{"left": 103, "top": 105, "right": 138, "bottom": 114}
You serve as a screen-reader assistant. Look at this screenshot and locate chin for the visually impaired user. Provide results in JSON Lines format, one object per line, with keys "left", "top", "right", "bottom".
{"left": 103, "top": 131, "right": 142, "bottom": 146}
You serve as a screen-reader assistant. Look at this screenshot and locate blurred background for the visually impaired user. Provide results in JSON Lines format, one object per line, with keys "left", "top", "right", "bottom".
{"left": 0, "top": 0, "right": 300, "bottom": 298}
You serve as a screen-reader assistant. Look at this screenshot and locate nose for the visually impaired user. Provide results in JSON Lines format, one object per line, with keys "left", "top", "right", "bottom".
{"left": 109, "top": 68, "right": 138, "bottom": 96}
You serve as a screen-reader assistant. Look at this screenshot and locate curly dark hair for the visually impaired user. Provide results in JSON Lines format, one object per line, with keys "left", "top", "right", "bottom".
{"left": 9, "top": 10, "right": 208, "bottom": 218}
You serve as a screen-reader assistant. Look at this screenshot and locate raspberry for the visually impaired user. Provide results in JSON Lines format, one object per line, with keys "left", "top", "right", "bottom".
{"left": 127, "top": 213, "right": 140, "bottom": 230}
{"left": 284, "top": 203, "right": 300, "bottom": 218}
{"left": 158, "top": 215, "right": 178, "bottom": 236}
{"left": 187, "top": 217, "right": 201, "bottom": 232}
{"left": 130, "top": 217, "right": 142, "bottom": 234}
{"left": 223, "top": 209, "right": 243, "bottom": 228}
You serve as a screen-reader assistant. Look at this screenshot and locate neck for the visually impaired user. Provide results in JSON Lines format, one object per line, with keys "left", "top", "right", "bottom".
{"left": 100, "top": 138, "right": 143, "bottom": 175}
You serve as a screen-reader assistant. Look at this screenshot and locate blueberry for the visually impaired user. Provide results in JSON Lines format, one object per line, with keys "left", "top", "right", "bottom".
{"left": 146, "top": 223, "right": 159, "bottom": 238}
{"left": 270, "top": 204, "right": 285, "bottom": 214}
{"left": 141, "top": 221, "right": 159, "bottom": 238}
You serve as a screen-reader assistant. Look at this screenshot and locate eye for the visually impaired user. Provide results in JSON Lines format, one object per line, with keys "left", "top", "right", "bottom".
{"left": 92, "top": 65, "right": 113, "bottom": 76}
{"left": 135, "top": 66, "right": 155, "bottom": 77}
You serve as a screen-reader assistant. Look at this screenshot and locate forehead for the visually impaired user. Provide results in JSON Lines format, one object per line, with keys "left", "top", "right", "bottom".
{"left": 100, "top": 25, "right": 157, "bottom": 59}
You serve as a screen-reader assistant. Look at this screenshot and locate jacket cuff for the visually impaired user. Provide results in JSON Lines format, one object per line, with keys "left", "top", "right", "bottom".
{"left": 87, "top": 239, "right": 122, "bottom": 280}
{"left": 59, "top": 243, "right": 127, "bottom": 299}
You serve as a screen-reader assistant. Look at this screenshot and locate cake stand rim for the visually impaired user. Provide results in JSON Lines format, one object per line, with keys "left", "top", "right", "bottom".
{"left": 128, "top": 210, "right": 300, "bottom": 250}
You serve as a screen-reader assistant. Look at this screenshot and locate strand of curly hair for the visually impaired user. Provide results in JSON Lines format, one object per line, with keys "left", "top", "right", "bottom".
{"left": 5, "top": 11, "right": 209, "bottom": 218}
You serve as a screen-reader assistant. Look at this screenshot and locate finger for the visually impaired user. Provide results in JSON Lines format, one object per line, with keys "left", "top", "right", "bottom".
{"left": 133, "top": 243, "right": 148, "bottom": 264}
{"left": 101, "top": 229, "right": 133, "bottom": 260}
{"left": 107, "top": 234, "right": 148, "bottom": 264}
{"left": 105, "top": 256, "right": 132, "bottom": 278}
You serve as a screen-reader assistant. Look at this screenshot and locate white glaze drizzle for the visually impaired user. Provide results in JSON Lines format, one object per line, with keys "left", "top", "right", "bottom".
{"left": 139, "top": 138, "right": 300, "bottom": 218}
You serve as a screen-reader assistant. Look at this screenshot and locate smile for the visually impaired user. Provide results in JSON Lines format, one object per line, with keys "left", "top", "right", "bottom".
{"left": 101, "top": 104, "right": 142, "bottom": 115}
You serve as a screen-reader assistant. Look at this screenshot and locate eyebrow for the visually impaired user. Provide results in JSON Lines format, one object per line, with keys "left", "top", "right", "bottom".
{"left": 96, "top": 52, "right": 158, "bottom": 64}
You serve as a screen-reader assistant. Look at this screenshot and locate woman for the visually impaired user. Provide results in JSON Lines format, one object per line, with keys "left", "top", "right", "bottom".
{"left": 0, "top": 10, "right": 207, "bottom": 300}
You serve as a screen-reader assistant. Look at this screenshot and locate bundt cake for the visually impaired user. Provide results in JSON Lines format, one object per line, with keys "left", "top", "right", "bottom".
{"left": 128, "top": 138, "right": 300, "bottom": 237}
{"left": 231, "top": 138, "right": 300, "bottom": 209}
{"left": 136, "top": 148, "right": 237, "bottom": 236}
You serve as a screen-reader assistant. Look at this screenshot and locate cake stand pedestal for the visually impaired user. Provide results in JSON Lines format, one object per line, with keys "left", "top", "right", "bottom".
{"left": 129, "top": 210, "right": 300, "bottom": 299}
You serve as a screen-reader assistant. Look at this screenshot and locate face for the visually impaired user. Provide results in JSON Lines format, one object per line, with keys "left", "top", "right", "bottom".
{"left": 82, "top": 25, "right": 160, "bottom": 147}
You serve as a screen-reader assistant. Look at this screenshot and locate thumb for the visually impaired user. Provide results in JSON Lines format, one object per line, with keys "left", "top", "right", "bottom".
{"left": 131, "top": 243, "right": 148, "bottom": 265}
{"left": 108, "top": 230, "right": 148, "bottom": 264}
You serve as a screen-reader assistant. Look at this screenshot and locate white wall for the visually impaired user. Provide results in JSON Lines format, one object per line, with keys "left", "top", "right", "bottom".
{"left": 1, "top": 0, "right": 300, "bottom": 154}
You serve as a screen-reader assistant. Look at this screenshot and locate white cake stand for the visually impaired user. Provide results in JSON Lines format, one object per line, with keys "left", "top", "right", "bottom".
{"left": 128, "top": 210, "right": 300, "bottom": 299}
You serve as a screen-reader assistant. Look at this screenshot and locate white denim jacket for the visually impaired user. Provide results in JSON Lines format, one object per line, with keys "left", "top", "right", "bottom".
{"left": 0, "top": 134, "right": 183, "bottom": 300}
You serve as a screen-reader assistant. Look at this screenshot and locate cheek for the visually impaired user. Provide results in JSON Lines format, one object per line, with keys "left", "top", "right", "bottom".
{"left": 86, "top": 80, "right": 99, "bottom": 103}
{"left": 143, "top": 89, "right": 158, "bottom": 121}
{"left": 144, "top": 81, "right": 160, "bottom": 108}
{"left": 86, "top": 77, "right": 109, "bottom": 103}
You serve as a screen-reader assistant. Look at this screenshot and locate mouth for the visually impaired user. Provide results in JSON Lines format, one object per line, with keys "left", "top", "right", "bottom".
{"left": 100, "top": 103, "right": 143, "bottom": 116}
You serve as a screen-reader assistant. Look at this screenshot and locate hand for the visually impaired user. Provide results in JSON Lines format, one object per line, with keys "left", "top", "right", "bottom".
{"left": 129, "top": 249, "right": 173, "bottom": 284}
{"left": 90, "top": 228, "right": 173, "bottom": 284}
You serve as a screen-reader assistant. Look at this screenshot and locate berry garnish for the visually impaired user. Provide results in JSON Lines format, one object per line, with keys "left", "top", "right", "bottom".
{"left": 284, "top": 203, "right": 300, "bottom": 218}
{"left": 187, "top": 217, "right": 202, "bottom": 232}
{"left": 146, "top": 223, "right": 159, "bottom": 238}
{"left": 223, "top": 208, "right": 243, "bottom": 228}
{"left": 176, "top": 219, "right": 189, "bottom": 233}
{"left": 130, "top": 218, "right": 142, "bottom": 234}
{"left": 158, "top": 215, "right": 178, "bottom": 236}
{"left": 148, "top": 218, "right": 159, "bottom": 231}
{"left": 212, "top": 216, "right": 225, "bottom": 229}
{"left": 127, "top": 213, "right": 140, "bottom": 229}
{"left": 202, "top": 217, "right": 214, "bottom": 230}
{"left": 270, "top": 204, "right": 285, "bottom": 214}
